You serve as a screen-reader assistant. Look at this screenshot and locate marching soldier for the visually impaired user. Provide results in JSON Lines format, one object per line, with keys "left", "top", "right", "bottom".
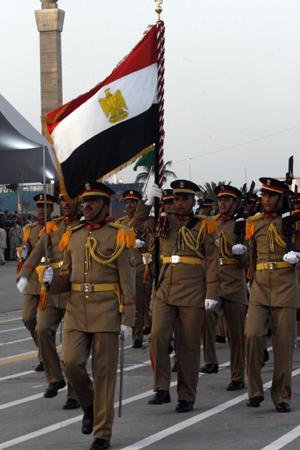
{"left": 132, "top": 180, "right": 219, "bottom": 412}
{"left": 117, "top": 189, "right": 148, "bottom": 348}
{"left": 245, "top": 178, "right": 300, "bottom": 411}
{"left": 245, "top": 193, "right": 257, "bottom": 218}
{"left": 198, "top": 197, "right": 214, "bottom": 216}
{"left": 17, "top": 193, "right": 55, "bottom": 371}
{"left": 42, "top": 182, "right": 136, "bottom": 450}
{"left": 16, "top": 191, "right": 81, "bottom": 408}
{"left": 200, "top": 185, "right": 249, "bottom": 391}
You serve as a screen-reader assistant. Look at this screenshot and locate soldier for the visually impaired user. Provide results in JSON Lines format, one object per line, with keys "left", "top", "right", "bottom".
{"left": 245, "top": 193, "right": 257, "bottom": 218}
{"left": 9, "top": 219, "right": 22, "bottom": 260}
{"left": 17, "top": 194, "right": 55, "bottom": 371}
{"left": 132, "top": 180, "right": 219, "bottom": 412}
{"left": 0, "top": 221, "right": 7, "bottom": 265}
{"left": 198, "top": 197, "right": 214, "bottom": 217}
{"left": 42, "top": 182, "right": 136, "bottom": 450}
{"left": 245, "top": 178, "right": 300, "bottom": 412}
{"left": 200, "top": 185, "right": 249, "bottom": 392}
{"left": 116, "top": 189, "right": 148, "bottom": 348}
{"left": 16, "top": 191, "right": 81, "bottom": 409}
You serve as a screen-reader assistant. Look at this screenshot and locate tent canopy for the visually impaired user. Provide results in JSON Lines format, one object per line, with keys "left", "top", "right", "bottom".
{"left": 0, "top": 94, "right": 57, "bottom": 184}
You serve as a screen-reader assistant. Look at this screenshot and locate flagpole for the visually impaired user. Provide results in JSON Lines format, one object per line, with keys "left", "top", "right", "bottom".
{"left": 154, "top": 0, "right": 165, "bottom": 287}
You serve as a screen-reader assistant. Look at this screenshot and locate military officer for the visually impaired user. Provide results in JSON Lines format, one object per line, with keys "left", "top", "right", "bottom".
{"left": 17, "top": 191, "right": 81, "bottom": 408}
{"left": 116, "top": 189, "right": 148, "bottom": 348}
{"left": 245, "top": 193, "right": 258, "bottom": 218}
{"left": 43, "top": 182, "right": 136, "bottom": 450}
{"left": 132, "top": 180, "right": 219, "bottom": 412}
{"left": 17, "top": 193, "right": 55, "bottom": 371}
{"left": 198, "top": 197, "right": 214, "bottom": 216}
{"left": 245, "top": 178, "right": 300, "bottom": 412}
{"left": 200, "top": 185, "right": 249, "bottom": 391}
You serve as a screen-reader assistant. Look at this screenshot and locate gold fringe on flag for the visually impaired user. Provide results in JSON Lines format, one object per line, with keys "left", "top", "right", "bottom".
{"left": 36, "top": 265, "right": 50, "bottom": 311}
{"left": 16, "top": 247, "right": 23, "bottom": 274}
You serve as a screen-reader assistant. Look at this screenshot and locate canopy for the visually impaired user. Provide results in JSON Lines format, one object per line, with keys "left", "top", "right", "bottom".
{"left": 0, "top": 94, "right": 57, "bottom": 184}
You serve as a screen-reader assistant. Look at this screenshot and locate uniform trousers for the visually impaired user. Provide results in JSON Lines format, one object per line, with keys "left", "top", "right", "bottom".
{"left": 203, "top": 298, "right": 247, "bottom": 382}
{"left": 150, "top": 298, "right": 204, "bottom": 404}
{"left": 36, "top": 305, "right": 77, "bottom": 400}
{"left": 0, "top": 247, "right": 5, "bottom": 264}
{"left": 22, "top": 294, "right": 42, "bottom": 362}
{"left": 62, "top": 329, "right": 119, "bottom": 440}
{"left": 246, "top": 303, "right": 296, "bottom": 405}
{"left": 132, "top": 277, "right": 144, "bottom": 342}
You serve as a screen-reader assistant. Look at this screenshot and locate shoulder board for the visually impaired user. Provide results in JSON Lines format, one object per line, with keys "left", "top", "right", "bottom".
{"left": 23, "top": 222, "right": 39, "bottom": 242}
{"left": 116, "top": 216, "right": 127, "bottom": 223}
{"left": 59, "top": 223, "right": 85, "bottom": 251}
{"left": 245, "top": 213, "right": 264, "bottom": 240}
{"left": 194, "top": 214, "right": 211, "bottom": 220}
{"left": 39, "top": 217, "right": 64, "bottom": 237}
{"left": 108, "top": 222, "right": 135, "bottom": 248}
{"left": 213, "top": 214, "right": 220, "bottom": 220}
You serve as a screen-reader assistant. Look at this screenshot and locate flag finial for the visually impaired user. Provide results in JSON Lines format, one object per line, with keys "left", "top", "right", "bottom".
{"left": 155, "top": 0, "right": 163, "bottom": 21}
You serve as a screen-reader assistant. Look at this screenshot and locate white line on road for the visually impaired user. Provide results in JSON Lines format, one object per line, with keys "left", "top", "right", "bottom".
{"left": 259, "top": 425, "right": 300, "bottom": 450}
{"left": 0, "top": 337, "right": 32, "bottom": 346}
{"left": 0, "top": 327, "right": 25, "bottom": 333}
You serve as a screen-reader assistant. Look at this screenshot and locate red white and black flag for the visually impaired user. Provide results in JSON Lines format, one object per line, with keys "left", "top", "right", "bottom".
{"left": 43, "top": 25, "right": 162, "bottom": 199}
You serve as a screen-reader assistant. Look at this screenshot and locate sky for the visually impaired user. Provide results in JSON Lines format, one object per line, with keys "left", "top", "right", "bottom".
{"left": 1, "top": 0, "right": 300, "bottom": 193}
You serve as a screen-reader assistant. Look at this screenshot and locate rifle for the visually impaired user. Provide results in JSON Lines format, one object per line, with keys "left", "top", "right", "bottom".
{"left": 234, "top": 181, "right": 255, "bottom": 245}
{"left": 281, "top": 156, "right": 300, "bottom": 253}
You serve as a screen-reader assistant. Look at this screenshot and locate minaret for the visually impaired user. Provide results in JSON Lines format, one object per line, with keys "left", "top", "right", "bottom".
{"left": 35, "top": 0, "right": 65, "bottom": 121}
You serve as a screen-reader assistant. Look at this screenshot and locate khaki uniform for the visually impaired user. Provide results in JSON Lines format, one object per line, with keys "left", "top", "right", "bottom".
{"left": 117, "top": 215, "right": 148, "bottom": 342}
{"left": 245, "top": 213, "right": 300, "bottom": 404}
{"left": 9, "top": 224, "right": 22, "bottom": 259}
{"left": 18, "top": 216, "right": 81, "bottom": 400}
{"left": 132, "top": 202, "right": 219, "bottom": 404}
{"left": 21, "top": 221, "right": 45, "bottom": 359}
{"left": 203, "top": 216, "right": 249, "bottom": 383}
{"left": 49, "top": 221, "right": 136, "bottom": 440}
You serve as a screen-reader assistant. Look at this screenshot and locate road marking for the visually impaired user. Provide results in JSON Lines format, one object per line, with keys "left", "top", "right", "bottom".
{"left": 0, "top": 346, "right": 62, "bottom": 365}
{"left": 0, "top": 371, "right": 35, "bottom": 382}
{"left": 0, "top": 337, "right": 32, "bottom": 346}
{"left": 0, "top": 317, "right": 22, "bottom": 323}
{"left": 0, "top": 326, "right": 24, "bottom": 333}
{"left": 259, "top": 425, "right": 300, "bottom": 450}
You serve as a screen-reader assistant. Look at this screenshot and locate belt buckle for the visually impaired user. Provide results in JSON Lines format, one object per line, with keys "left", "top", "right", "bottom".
{"left": 220, "top": 258, "right": 225, "bottom": 266}
{"left": 82, "top": 283, "right": 92, "bottom": 293}
{"left": 171, "top": 255, "right": 180, "bottom": 264}
{"left": 268, "top": 262, "right": 277, "bottom": 270}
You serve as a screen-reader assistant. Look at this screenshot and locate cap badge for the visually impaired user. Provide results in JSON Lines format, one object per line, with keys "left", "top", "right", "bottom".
{"left": 180, "top": 181, "right": 184, "bottom": 188}
{"left": 221, "top": 186, "right": 225, "bottom": 191}
{"left": 85, "top": 183, "right": 91, "bottom": 191}
{"left": 39, "top": 194, "right": 43, "bottom": 200}
{"left": 163, "top": 190, "right": 167, "bottom": 195}
{"left": 267, "top": 180, "right": 271, "bottom": 186}
{"left": 130, "top": 190, "right": 133, "bottom": 195}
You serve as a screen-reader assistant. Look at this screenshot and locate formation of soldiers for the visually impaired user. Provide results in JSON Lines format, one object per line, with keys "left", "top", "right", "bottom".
{"left": 14, "top": 174, "right": 300, "bottom": 450}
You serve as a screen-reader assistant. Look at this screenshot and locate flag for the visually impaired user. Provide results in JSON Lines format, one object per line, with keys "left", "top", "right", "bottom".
{"left": 43, "top": 26, "right": 159, "bottom": 199}
{"left": 133, "top": 148, "right": 155, "bottom": 171}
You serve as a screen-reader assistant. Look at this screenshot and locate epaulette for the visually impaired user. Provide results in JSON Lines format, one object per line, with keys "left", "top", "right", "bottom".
{"left": 116, "top": 216, "right": 128, "bottom": 223}
{"left": 213, "top": 214, "right": 220, "bottom": 220}
{"left": 23, "top": 222, "right": 39, "bottom": 242}
{"left": 39, "top": 216, "right": 64, "bottom": 236}
{"left": 108, "top": 222, "right": 135, "bottom": 248}
{"left": 59, "top": 223, "right": 86, "bottom": 250}
{"left": 245, "top": 213, "right": 264, "bottom": 240}
{"left": 194, "top": 214, "right": 210, "bottom": 220}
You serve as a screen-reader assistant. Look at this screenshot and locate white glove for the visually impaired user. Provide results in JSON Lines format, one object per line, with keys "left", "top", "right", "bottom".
{"left": 143, "top": 254, "right": 153, "bottom": 265}
{"left": 120, "top": 324, "right": 131, "bottom": 340}
{"left": 283, "top": 251, "right": 300, "bottom": 265}
{"left": 205, "top": 299, "right": 218, "bottom": 310}
{"left": 17, "top": 277, "right": 28, "bottom": 294}
{"left": 135, "top": 239, "right": 145, "bottom": 248}
{"left": 145, "top": 184, "right": 162, "bottom": 206}
{"left": 232, "top": 244, "right": 247, "bottom": 255}
{"left": 43, "top": 267, "right": 53, "bottom": 283}
{"left": 21, "top": 247, "right": 27, "bottom": 260}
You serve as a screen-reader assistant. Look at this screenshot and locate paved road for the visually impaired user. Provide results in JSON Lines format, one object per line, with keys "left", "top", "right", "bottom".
{"left": 1, "top": 260, "right": 300, "bottom": 450}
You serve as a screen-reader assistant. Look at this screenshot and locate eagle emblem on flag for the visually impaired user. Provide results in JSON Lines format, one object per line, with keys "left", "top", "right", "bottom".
{"left": 99, "top": 88, "right": 129, "bottom": 123}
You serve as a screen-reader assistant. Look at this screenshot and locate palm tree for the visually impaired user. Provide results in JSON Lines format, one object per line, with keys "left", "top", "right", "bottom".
{"left": 198, "top": 181, "right": 231, "bottom": 204}
{"left": 6, "top": 184, "right": 20, "bottom": 193}
{"left": 135, "top": 160, "right": 177, "bottom": 185}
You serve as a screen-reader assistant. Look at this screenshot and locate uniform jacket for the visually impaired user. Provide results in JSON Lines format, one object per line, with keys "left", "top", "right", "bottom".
{"left": 49, "top": 221, "right": 136, "bottom": 332}
{"left": 132, "top": 201, "right": 219, "bottom": 307}
{"left": 215, "top": 216, "right": 249, "bottom": 304}
{"left": 0, "top": 228, "right": 7, "bottom": 248}
{"left": 18, "top": 216, "right": 81, "bottom": 308}
{"left": 22, "top": 222, "right": 45, "bottom": 295}
{"left": 246, "top": 213, "right": 300, "bottom": 308}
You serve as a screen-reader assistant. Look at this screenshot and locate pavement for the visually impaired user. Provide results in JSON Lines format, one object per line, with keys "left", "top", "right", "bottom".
{"left": 1, "top": 259, "right": 300, "bottom": 450}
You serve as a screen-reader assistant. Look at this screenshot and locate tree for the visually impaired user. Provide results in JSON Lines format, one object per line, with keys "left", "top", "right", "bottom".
{"left": 198, "top": 181, "right": 231, "bottom": 204}
{"left": 6, "top": 184, "right": 20, "bottom": 193}
{"left": 134, "top": 160, "right": 177, "bottom": 185}
{"left": 20, "top": 200, "right": 31, "bottom": 213}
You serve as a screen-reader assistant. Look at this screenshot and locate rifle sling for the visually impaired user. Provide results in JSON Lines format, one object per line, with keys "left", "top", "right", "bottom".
{"left": 155, "top": 216, "right": 200, "bottom": 291}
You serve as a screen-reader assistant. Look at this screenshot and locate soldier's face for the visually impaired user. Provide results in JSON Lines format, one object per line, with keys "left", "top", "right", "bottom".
{"left": 125, "top": 199, "right": 138, "bottom": 215}
{"left": 37, "top": 204, "right": 53, "bottom": 221}
{"left": 246, "top": 202, "right": 255, "bottom": 214}
{"left": 200, "top": 205, "right": 212, "bottom": 216}
{"left": 262, "top": 191, "right": 282, "bottom": 213}
{"left": 164, "top": 200, "right": 174, "bottom": 212}
{"left": 174, "top": 195, "right": 195, "bottom": 215}
{"left": 294, "top": 201, "right": 300, "bottom": 210}
{"left": 83, "top": 197, "right": 109, "bottom": 223}
{"left": 218, "top": 196, "right": 237, "bottom": 216}
{"left": 60, "top": 198, "right": 78, "bottom": 217}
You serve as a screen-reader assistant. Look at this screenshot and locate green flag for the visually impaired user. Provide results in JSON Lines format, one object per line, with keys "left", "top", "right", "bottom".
{"left": 133, "top": 149, "right": 155, "bottom": 171}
